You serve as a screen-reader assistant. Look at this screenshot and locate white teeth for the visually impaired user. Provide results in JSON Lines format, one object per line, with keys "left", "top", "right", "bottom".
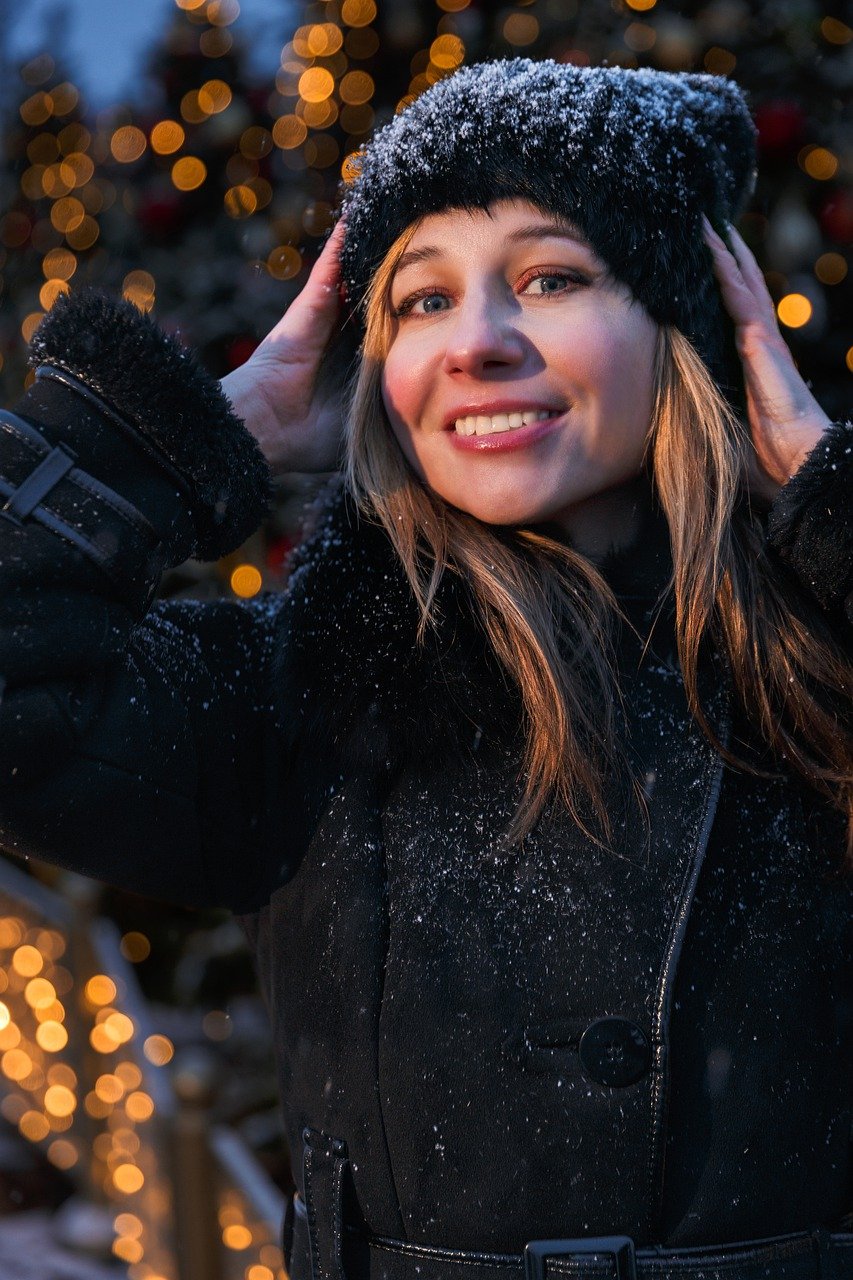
{"left": 454, "top": 409, "right": 558, "bottom": 436}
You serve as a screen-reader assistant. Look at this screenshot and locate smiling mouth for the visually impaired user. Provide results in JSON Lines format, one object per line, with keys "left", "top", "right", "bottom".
{"left": 453, "top": 409, "right": 562, "bottom": 437}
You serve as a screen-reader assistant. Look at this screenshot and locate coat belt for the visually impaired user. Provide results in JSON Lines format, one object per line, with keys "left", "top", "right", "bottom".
{"left": 290, "top": 1128, "right": 853, "bottom": 1280}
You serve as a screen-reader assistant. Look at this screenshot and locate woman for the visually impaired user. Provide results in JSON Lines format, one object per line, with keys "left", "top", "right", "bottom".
{"left": 0, "top": 58, "right": 851, "bottom": 1277}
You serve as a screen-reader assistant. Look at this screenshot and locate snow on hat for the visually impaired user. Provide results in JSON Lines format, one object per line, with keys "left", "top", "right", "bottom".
{"left": 338, "top": 58, "right": 759, "bottom": 410}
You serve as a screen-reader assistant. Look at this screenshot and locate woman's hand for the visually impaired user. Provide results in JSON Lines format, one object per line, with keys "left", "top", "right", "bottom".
{"left": 701, "top": 213, "right": 832, "bottom": 501}
{"left": 220, "top": 218, "right": 350, "bottom": 476}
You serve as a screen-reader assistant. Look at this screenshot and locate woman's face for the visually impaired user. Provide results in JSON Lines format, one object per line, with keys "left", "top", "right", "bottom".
{"left": 380, "top": 198, "right": 659, "bottom": 528}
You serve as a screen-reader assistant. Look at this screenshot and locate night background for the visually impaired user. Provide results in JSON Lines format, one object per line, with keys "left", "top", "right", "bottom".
{"left": 0, "top": 1, "right": 850, "bottom": 1277}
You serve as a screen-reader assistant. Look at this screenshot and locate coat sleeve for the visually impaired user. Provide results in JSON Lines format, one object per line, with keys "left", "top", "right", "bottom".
{"left": 0, "top": 287, "right": 292, "bottom": 913}
{"left": 764, "top": 417, "right": 853, "bottom": 635}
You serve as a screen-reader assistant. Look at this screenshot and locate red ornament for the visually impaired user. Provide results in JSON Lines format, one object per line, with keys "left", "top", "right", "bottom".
{"left": 753, "top": 100, "right": 806, "bottom": 155}
{"left": 819, "top": 189, "right": 853, "bottom": 244}
{"left": 226, "top": 336, "right": 260, "bottom": 369}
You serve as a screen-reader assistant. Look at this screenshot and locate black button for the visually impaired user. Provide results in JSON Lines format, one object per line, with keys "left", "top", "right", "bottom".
{"left": 578, "top": 1017, "right": 651, "bottom": 1087}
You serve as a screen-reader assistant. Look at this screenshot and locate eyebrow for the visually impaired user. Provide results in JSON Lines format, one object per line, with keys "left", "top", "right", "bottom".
{"left": 394, "top": 223, "right": 595, "bottom": 276}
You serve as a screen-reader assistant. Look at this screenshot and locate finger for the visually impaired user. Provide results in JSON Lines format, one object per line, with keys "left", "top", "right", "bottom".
{"left": 723, "top": 223, "right": 778, "bottom": 326}
{"left": 702, "top": 216, "right": 775, "bottom": 327}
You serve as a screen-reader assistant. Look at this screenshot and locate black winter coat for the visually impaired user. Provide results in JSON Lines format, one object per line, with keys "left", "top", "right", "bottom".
{"left": 0, "top": 293, "right": 851, "bottom": 1266}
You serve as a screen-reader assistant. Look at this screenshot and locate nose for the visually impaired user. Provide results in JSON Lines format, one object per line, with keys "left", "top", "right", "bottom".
{"left": 440, "top": 290, "right": 526, "bottom": 377}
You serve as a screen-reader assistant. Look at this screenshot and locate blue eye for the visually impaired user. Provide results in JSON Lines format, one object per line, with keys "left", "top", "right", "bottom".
{"left": 418, "top": 294, "right": 451, "bottom": 313}
{"left": 522, "top": 271, "right": 583, "bottom": 295}
{"left": 394, "top": 290, "right": 451, "bottom": 317}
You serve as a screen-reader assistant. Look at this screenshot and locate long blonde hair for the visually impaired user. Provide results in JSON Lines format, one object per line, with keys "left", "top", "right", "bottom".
{"left": 342, "top": 223, "right": 853, "bottom": 873}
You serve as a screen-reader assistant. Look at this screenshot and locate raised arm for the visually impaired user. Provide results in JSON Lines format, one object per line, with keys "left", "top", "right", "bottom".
{"left": 0, "top": 288, "right": 290, "bottom": 911}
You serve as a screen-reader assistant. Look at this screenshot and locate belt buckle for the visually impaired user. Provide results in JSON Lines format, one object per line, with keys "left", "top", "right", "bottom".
{"left": 523, "top": 1235, "right": 637, "bottom": 1280}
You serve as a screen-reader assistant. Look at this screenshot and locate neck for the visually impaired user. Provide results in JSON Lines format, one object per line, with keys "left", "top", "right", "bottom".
{"left": 535, "top": 473, "right": 674, "bottom": 602}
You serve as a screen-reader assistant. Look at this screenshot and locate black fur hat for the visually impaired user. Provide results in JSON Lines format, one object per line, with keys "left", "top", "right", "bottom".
{"left": 338, "top": 58, "right": 759, "bottom": 412}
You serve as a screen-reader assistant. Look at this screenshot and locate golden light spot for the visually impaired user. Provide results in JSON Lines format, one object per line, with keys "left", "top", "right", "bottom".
{"left": 143, "top": 1034, "right": 174, "bottom": 1066}
{"left": 21, "top": 163, "right": 48, "bottom": 199}
{"left": 110, "top": 126, "right": 147, "bottom": 163}
{"left": 624, "top": 21, "right": 656, "bottom": 52}
{"left": 2, "top": 1050, "right": 33, "bottom": 1082}
{"left": 113, "top": 1163, "right": 145, "bottom": 1194}
{"left": 150, "top": 121, "right": 185, "bottom": 155}
{"left": 50, "top": 197, "right": 86, "bottom": 234}
{"left": 777, "top": 293, "right": 812, "bottom": 328}
{"left": 437, "top": 0, "right": 470, "bottom": 8}
{"left": 223, "top": 185, "right": 257, "bottom": 219}
{"left": 846, "top": 346, "right": 853, "bottom": 373}
{"left": 13, "top": 945, "right": 43, "bottom": 977}
{"left": 200, "top": 27, "right": 233, "bottom": 56}
{"left": 85, "top": 1090, "right": 113, "bottom": 1118}
{"left": 198, "top": 79, "right": 232, "bottom": 114}
{"left": 230, "top": 565, "right": 262, "bottom": 598}
{"left": 171, "top": 157, "right": 207, "bottom": 191}
{"left": 704, "top": 46, "right": 736, "bottom": 75}
{"left": 307, "top": 22, "right": 343, "bottom": 55}
{"left": 801, "top": 147, "right": 837, "bottom": 181}
{"left": 223, "top": 1224, "right": 252, "bottom": 1250}
{"left": 0, "top": 918, "right": 24, "bottom": 948}
{"left": 21, "top": 53, "right": 55, "bottom": 85}
{"left": 90, "top": 1024, "right": 117, "bottom": 1053}
{"left": 120, "top": 932, "right": 151, "bottom": 962}
{"left": 44, "top": 1084, "right": 76, "bottom": 1116}
{"left": 43, "top": 248, "right": 77, "bottom": 280}
{"left": 339, "top": 71, "right": 374, "bottom": 105}
{"left": 180, "top": 91, "right": 208, "bottom": 125}
{"left": 123, "top": 269, "right": 156, "bottom": 312}
{"left": 202, "top": 1010, "right": 232, "bottom": 1041}
{"left": 103, "top": 1011, "right": 134, "bottom": 1044}
{"left": 115, "top": 1061, "right": 143, "bottom": 1091}
{"left": 62, "top": 152, "right": 95, "bottom": 187}
{"left": 19, "top": 1110, "right": 50, "bottom": 1142}
{"left": 814, "top": 252, "right": 847, "bottom": 285}
{"left": 95, "top": 1073, "right": 125, "bottom": 1103}
{"left": 341, "top": 150, "right": 363, "bottom": 184}
{"left": 65, "top": 215, "right": 99, "bottom": 250}
{"left": 0, "top": 1003, "right": 8, "bottom": 1031}
{"left": 259, "top": 1244, "right": 284, "bottom": 1267}
{"left": 175, "top": 0, "right": 206, "bottom": 8}
{"left": 86, "top": 975, "right": 117, "bottom": 1006}
{"left": 58, "top": 123, "right": 91, "bottom": 154}
{"left": 20, "top": 93, "right": 53, "bottom": 126}
{"left": 25, "top": 977, "right": 57, "bottom": 1008}
{"left": 503, "top": 12, "right": 539, "bottom": 45}
{"left": 301, "top": 99, "right": 338, "bottom": 128}
{"left": 50, "top": 83, "right": 79, "bottom": 116}
{"left": 208, "top": 0, "right": 240, "bottom": 26}
{"left": 266, "top": 245, "right": 301, "bottom": 280}
{"left": 47, "top": 1062, "right": 76, "bottom": 1087}
{"left": 125, "top": 1091, "right": 155, "bottom": 1122}
{"left": 239, "top": 127, "right": 272, "bottom": 159}
{"left": 820, "top": 16, "right": 852, "bottom": 43}
{"left": 36, "top": 1020, "right": 68, "bottom": 1052}
{"left": 22, "top": 312, "right": 45, "bottom": 343}
{"left": 299, "top": 67, "right": 335, "bottom": 103}
{"left": 429, "top": 35, "right": 464, "bottom": 69}
{"left": 625, "top": 0, "right": 656, "bottom": 7}
{"left": 47, "top": 1139, "right": 78, "bottom": 1169}
{"left": 272, "top": 115, "right": 307, "bottom": 150}
{"left": 112, "top": 1238, "right": 143, "bottom": 1264}
{"left": 114, "top": 1212, "right": 143, "bottom": 1238}
{"left": 247, "top": 1266, "right": 275, "bottom": 1280}
{"left": 341, "top": 0, "right": 377, "bottom": 27}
